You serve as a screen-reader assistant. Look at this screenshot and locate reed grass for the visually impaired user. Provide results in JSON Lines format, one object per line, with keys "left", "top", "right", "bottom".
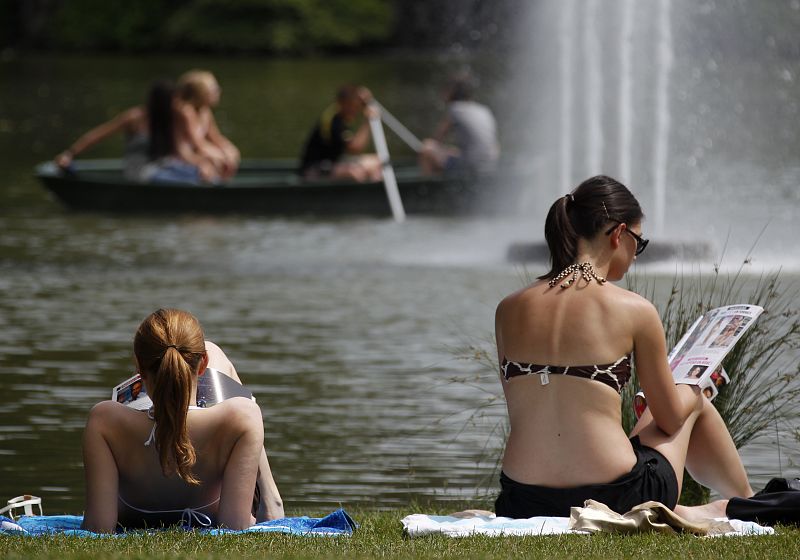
{"left": 624, "top": 262, "right": 800, "bottom": 448}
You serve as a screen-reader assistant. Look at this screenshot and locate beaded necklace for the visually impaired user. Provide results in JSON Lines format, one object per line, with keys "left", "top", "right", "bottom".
{"left": 548, "top": 262, "right": 607, "bottom": 289}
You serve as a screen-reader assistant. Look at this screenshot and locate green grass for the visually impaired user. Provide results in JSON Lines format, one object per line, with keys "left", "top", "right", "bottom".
{"left": 1, "top": 508, "right": 798, "bottom": 560}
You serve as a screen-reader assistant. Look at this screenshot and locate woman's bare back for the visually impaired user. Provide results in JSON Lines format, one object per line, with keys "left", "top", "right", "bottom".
{"left": 85, "top": 396, "right": 261, "bottom": 529}
{"left": 496, "top": 280, "right": 649, "bottom": 486}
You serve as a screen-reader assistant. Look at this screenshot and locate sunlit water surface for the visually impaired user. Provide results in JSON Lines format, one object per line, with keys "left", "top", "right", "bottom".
{"left": 0, "top": 48, "right": 799, "bottom": 514}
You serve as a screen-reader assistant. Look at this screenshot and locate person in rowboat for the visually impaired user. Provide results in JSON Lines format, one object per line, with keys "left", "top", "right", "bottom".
{"left": 81, "top": 308, "right": 283, "bottom": 532}
{"left": 494, "top": 175, "right": 753, "bottom": 521}
{"left": 298, "top": 84, "right": 382, "bottom": 182}
{"left": 138, "top": 80, "right": 218, "bottom": 184}
{"left": 54, "top": 86, "right": 152, "bottom": 181}
{"left": 418, "top": 73, "right": 499, "bottom": 176}
{"left": 174, "top": 70, "right": 241, "bottom": 181}
{"left": 54, "top": 80, "right": 217, "bottom": 184}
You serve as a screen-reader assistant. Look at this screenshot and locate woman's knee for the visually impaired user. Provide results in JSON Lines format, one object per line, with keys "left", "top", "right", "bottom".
{"left": 204, "top": 340, "right": 239, "bottom": 380}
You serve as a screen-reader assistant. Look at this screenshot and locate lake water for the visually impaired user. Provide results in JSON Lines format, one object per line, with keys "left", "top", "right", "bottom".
{"left": 0, "top": 50, "right": 799, "bottom": 516}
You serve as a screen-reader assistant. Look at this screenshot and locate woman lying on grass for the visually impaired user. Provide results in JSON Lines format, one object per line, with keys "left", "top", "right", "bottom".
{"left": 81, "top": 308, "right": 283, "bottom": 532}
{"left": 494, "top": 176, "right": 753, "bottom": 521}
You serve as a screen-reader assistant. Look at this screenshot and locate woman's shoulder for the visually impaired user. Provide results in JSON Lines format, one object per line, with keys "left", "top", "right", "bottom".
{"left": 496, "top": 281, "right": 549, "bottom": 313}
{"left": 175, "top": 101, "right": 199, "bottom": 120}
{"left": 616, "top": 285, "right": 657, "bottom": 311}
{"left": 88, "top": 399, "right": 136, "bottom": 417}
{"left": 202, "top": 398, "right": 262, "bottom": 430}
{"left": 602, "top": 285, "right": 662, "bottom": 328}
{"left": 85, "top": 400, "right": 144, "bottom": 434}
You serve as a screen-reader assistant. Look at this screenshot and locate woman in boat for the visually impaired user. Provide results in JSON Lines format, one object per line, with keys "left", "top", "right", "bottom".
{"left": 81, "top": 308, "right": 283, "bottom": 532}
{"left": 494, "top": 175, "right": 753, "bottom": 521}
{"left": 174, "top": 70, "right": 240, "bottom": 181}
{"left": 140, "top": 80, "right": 218, "bottom": 184}
{"left": 54, "top": 88, "right": 151, "bottom": 181}
{"left": 54, "top": 80, "right": 216, "bottom": 184}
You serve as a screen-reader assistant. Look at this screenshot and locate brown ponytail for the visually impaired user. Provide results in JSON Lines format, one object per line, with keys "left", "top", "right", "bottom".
{"left": 133, "top": 309, "right": 206, "bottom": 485}
{"left": 539, "top": 175, "right": 644, "bottom": 280}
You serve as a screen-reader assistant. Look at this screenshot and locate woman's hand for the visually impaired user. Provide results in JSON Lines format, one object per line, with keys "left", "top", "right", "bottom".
{"left": 55, "top": 150, "right": 74, "bottom": 168}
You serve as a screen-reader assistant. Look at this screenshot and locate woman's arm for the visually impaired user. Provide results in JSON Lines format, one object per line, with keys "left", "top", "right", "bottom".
{"left": 633, "top": 301, "right": 703, "bottom": 435}
{"left": 55, "top": 107, "right": 143, "bottom": 168}
{"left": 80, "top": 402, "right": 120, "bottom": 533}
{"left": 495, "top": 299, "right": 507, "bottom": 377}
{"left": 216, "top": 398, "right": 264, "bottom": 530}
{"left": 177, "top": 105, "right": 228, "bottom": 167}
{"left": 204, "top": 114, "right": 240, "bottom": 172}
{"left": 256, "top": 447, "right": 284, "bottom": 521}
{"left": 203, "top": 340, "right": 283, "bottom": 520}
{"left": 171, "top": 109, "right": 218, "bottom": 182}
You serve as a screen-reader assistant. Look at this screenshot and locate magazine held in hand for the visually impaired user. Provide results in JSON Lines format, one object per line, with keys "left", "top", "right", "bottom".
{"left": 634, "top": 304, "right": 764, "bottom": 418}
{"left": 112, "top": 368, "right": 254, "bottom": 410}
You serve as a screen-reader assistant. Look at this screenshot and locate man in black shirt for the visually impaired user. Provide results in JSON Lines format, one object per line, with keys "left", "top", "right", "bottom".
{"left": 299, "top": 85, "right": 382, "bottom": 182}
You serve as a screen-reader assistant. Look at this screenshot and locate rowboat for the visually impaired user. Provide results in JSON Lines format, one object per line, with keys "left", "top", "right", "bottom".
{"left": 35, "top": 159, "right": 526, "bottom": 217}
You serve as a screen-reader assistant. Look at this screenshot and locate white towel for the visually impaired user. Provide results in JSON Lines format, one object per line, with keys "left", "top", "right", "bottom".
{"left": 402, "top": 512, "right": 578, "bottom": 537}
{"left": 402, "top": 502, "right": 773, "bottom": 538}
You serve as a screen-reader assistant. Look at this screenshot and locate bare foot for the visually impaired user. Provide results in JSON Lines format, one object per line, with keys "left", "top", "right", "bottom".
{"left": 674, "top": 499, "right": 729, "bottom": 523}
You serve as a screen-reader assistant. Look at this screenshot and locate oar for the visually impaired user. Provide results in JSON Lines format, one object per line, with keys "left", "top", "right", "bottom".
{"left": 368, "top": 104, "right": 406, "bottom": 223}
{"left": 373, "top": 100, "right": 424, "bottom": 153}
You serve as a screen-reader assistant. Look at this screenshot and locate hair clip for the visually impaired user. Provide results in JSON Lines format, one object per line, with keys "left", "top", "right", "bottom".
{"left": 602, "top": 201, "right": 610, "bottom": 219}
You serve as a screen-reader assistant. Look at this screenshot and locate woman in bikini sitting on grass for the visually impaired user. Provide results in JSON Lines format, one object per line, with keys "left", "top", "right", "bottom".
{"left": 81, "top": 308, "right": 283, "bottom": 532}
{"left": 494, "top": 175, "right": 753, "bottom": 521}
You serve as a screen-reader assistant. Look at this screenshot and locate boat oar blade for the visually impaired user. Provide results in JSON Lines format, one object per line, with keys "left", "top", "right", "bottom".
{"left": 368, "top": 111, "right": 406, "bottom": 223}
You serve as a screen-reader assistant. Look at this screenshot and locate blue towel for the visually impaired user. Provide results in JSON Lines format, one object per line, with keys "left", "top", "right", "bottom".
{"left": 0, "top": 509, "right": 356, "bottom": 537}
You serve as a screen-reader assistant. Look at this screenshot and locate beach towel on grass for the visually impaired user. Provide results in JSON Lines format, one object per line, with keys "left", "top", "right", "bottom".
{"left": 0, "top": 508, "right": 356, "bottom": 537}
{"left": 402, "top": 501, "right": 772, "bottom": 538}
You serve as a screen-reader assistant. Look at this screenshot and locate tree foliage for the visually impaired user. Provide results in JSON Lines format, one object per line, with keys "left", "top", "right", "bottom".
{"left": 15, "top": 0, "right": 394, "bottom": 54}
{"left": 163, "top": 0, "right": 393, "bottom": 53}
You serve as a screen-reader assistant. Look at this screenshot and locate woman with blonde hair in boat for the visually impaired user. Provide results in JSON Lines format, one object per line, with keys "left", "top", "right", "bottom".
{"left": 81, "top": 308, "right": 283, "bottom": 532}
{"left": 175, "top": 70, "right": 241, "bottom": 180}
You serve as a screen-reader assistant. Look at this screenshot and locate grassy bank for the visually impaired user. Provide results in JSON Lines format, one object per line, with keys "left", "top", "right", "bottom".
{"left": 1, "top": 508, "right": 798, "bottom": 560}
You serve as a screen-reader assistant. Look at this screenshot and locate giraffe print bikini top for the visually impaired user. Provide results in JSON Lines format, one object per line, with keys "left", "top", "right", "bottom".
{"left": 500, "top": 354, "right": 632, "bottom": 394}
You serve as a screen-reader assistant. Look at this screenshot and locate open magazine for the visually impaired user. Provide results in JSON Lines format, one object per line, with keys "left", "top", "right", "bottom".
{"left": 112, "top": 367, "right": 254, "bottom": 410}
{"left": 633, "top": 304, "right": 764, "bottom": 418}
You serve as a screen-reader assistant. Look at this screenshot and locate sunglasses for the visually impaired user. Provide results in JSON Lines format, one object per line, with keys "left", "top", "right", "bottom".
{"left": 605, "top": 222, "right": 649, "bottom": 256}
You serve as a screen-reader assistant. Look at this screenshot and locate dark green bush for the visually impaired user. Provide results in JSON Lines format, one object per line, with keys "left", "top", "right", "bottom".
{"left": 42, "top": 0, "right": 393, "bottom": 54}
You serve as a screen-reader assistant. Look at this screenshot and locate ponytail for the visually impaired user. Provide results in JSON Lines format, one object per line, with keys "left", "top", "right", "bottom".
{"left": 539, "top": 175, "right": 644, "bottom": 280}
{"left": 540, "top": 195, "right": 579, "bottom": 280}
{"left": 133, "top": 309, "right": 206, "bottom": 485}
{"left": 151, "top": 345, "right": 199, "bottom": 485}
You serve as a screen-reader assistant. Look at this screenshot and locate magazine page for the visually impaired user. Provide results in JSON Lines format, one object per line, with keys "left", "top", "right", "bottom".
{"left": 634, "top": 304, "right": 761, "bottom": 419}
{"left": 668, "top": 304, "right": 763, "bottom": 386}
{"left": 111, "top": 368, "right": 253, "bottom": 409}
{"left": 112, "top": 374, "right": 152, "bottom": 410}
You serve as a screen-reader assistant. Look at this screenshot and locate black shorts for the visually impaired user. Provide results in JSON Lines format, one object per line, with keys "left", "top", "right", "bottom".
{"left": 495, "top": 436, "right": 679, "bottom": 518}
